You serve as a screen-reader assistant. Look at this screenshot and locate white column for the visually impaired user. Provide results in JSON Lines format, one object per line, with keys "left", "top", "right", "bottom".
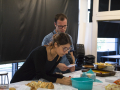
{"left": 77, "top": 0, "right": 88, "bottom": 44}
{"left": 92, "top": 0, "right": 99, "bottom": 63}
{"left": 84, "top": 23, "right": 93, "bottom": 55}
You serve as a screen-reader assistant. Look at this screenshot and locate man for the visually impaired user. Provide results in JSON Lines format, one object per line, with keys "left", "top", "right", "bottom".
{"left": 42, "top": 13, "right": 75, "bottom": 73}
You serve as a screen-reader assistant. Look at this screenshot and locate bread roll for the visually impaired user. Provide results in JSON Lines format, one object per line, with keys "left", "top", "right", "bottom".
{"left": 26, "top": 81, "right": 54, "bottom": 89}
{"left": 105, "top": 84, "right": 120, "bottom": 90}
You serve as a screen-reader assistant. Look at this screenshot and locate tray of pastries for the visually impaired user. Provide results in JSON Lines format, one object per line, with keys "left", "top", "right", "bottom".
{"left": 9, "top": 81, "right": 54, "bottom": 90}
{"left": 93, "top": 62, "right": 115, "bottom": 71}
{"left": 81, "top": 69, "right": 116, "bottom": 77}
{"left": 105, "top": 84, "right": 120, "bottom": 90}
{"left": 105, "top": 79, "right": 120, "bottom": 90}
{"left": 92, "top": 69, "right": 116, "bottom": 77}
{"left": 26, "top": 81, "right": 54, "bottom": 90}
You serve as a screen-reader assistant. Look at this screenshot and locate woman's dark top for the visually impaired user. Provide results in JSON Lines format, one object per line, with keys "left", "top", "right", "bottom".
{"left": 45, "top": 56, "right": 58, "bottom": 73}
{"left": 10, "top": 46, "right": 64, "bottom": 83}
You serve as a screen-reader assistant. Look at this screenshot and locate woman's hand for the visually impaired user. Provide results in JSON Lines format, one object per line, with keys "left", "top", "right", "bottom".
{"left": 69, "top": 65, "right": 75, "bottom": 72}
{"left": 56, "top": 77, "right": 72, "bottom": 85}
{"left": 61, "top": 77, "right": 71, "bottom": 85}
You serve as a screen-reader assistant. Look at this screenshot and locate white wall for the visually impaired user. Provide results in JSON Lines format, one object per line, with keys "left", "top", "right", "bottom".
{"left": 78, "top": 0, "right": 88, "bottom": 44}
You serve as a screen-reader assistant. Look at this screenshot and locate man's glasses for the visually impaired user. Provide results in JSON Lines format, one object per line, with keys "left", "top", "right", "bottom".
{"left": 57, "top": 25, "right": 68, "bottom": 29}
{"left": 62, "top": 47, "right": 71, "bottom": 52}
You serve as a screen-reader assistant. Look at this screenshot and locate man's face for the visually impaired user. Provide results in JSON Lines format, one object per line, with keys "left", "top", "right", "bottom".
{"left": 54, "top": 19, "right": 67, "bottom": 33}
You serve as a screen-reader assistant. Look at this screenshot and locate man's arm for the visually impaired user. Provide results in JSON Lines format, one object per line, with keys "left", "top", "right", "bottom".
{"left": 67, "top": 35, "right": 75, "bottom": 64}
{"left": 67, "top": 51, "right": 75, "bottom": 72}
{"left": 70, "top": 52, "right": 75, "bottom": 64}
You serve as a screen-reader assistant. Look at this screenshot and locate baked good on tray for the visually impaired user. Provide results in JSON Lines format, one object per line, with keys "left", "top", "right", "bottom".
{"left": 105, "top": 84, "right": 120, "bottom": 90}
{"left": 114, "top": 79, "right": 120, "bottom": 85}
{"left": 26, "top": 81, "right": 54, "bottom": 90}
{"left": 92, "top": 69, "right": 116, "bottom": 77}
{"left": 92, "top": 70, "right": 110, "bottom": 74}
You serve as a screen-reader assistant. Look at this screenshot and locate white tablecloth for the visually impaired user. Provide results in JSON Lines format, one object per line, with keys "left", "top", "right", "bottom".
{"left": 8, "top": 70, "right": 120, "bottom": 90}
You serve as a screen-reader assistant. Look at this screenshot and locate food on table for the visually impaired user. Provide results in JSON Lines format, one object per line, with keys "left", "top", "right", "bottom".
{"left": 105, "top": 84, "right": 120, "bottom": 90}
{"left": 95, "top": 62, "right": 113, "bottom": 66}
{"left": 26, "top": 81, "right": 54, "bottom": 90}
{"left": 0, "top": 86, "right": 7, "bottom": 89}
{"left": 82, "top": 65, "right": 94, "bottom": 69}
{"left": 9, "top": 87, "right": 16, "bottom": 90}
{"left": 86, "top": 73, "right": 93, "bottom": 78}
{"left": 97, "top": 65, "right": 106, "bottom": 69}
{"left": 92, "top": 70, "right": 110, "bottom": 74}
{"left": 114, "top": 79, "right": 120, "bottom": 85}
{"left": 81, "top": 72, "right": 96, "bottom": 81}
{"left": 94, "top": 62, "right": 113, "bottom": 69}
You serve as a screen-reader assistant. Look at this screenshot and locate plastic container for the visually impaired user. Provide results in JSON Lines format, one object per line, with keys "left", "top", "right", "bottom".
{"left": 80, "top": 72, "right": 96, "bottom": 81}
{"left": 71, "top": 77, "right": 93, "bottom": 90}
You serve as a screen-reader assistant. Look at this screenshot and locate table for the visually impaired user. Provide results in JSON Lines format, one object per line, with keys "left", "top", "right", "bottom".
{"left": 8, "top": 70, "right": 120, "bottom": 90}
{"left": 101, "top": 55, "right": 120, "bottom": 65}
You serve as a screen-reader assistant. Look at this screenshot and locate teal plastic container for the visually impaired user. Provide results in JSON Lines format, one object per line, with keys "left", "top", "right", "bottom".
{"left": 71, "top": 77, "right": 93, "bottom": 90}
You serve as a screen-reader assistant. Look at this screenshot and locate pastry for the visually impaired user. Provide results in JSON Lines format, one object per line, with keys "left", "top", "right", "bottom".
{"left": 105, "top": 84, "right": 120, "bottom": 90}
{"left": 86, "top": 73, "right": 92, "bottom": 78}
{"left": 26, "top": 81, "right": 54, "bottom": 89}
{"left": 114, "top": 79, "right": 120, "bottom": 85}
{"left": 9, "top": 87, "right": 16, "bottom": 90}
{"left": 47, "top": 82, "right": 54, "bottom": 89}
{"left": 26, "top": 81, "right": 38, "bottom": 90}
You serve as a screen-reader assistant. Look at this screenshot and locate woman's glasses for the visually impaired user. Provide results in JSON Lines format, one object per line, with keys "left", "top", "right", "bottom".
{"left": 62, "top": 47, "right": 71, "bottom": 52}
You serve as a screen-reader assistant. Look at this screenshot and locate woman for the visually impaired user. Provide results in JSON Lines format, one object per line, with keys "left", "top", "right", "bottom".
{"left": 10, "top": 33, "right": 72, "bottom": 85}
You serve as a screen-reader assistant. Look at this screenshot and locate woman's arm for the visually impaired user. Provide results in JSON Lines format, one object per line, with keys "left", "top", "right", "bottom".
{"left": 47, "top": 73, "right": 71, "bottom": 85}
{"left": 32, "top": 47, "right": 71, "bottom": 84}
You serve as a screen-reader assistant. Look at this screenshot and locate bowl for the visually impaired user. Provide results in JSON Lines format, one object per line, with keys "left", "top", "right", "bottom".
{"left": 71, "top": 77, "right": 93, "bottom": 90}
